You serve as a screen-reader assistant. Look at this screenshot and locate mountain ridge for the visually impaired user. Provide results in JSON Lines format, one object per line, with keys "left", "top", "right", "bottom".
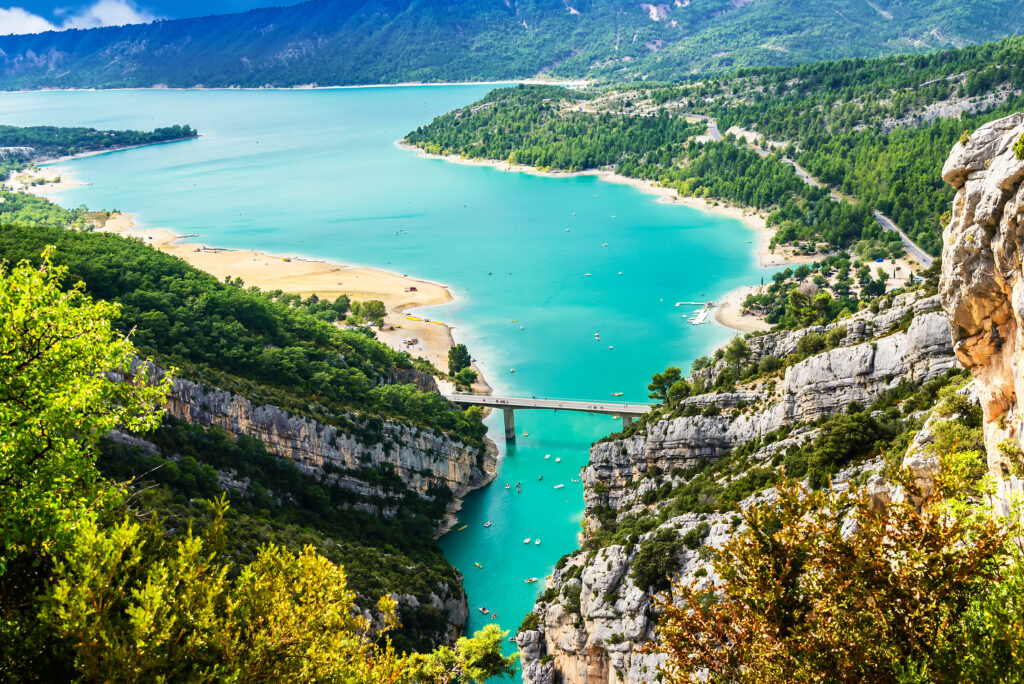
{"left": 1, "top": 0, "right": 1022, "bottom": 89}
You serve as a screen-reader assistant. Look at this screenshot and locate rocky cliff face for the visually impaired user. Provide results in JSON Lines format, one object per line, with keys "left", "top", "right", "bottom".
{"left": 518, "top": 291, "right": 956, "bottom": 683}
{"left": 112, "top": 362, "right": 495, "bottom": 534}
{"left": 940, "top": 112, "right": 1024, "bottom": 476}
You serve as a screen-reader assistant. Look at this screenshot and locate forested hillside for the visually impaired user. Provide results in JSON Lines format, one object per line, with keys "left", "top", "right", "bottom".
{"left": 407, "top": 37, "right": 1024, "bottom": 258}
{"left": 0, "top": 0, "right": 1022, "bottom": 89}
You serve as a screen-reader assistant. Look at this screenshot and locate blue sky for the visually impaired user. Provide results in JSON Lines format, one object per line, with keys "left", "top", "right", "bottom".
{"left": 0, "top": 0, "right": 306, "bottom": 34}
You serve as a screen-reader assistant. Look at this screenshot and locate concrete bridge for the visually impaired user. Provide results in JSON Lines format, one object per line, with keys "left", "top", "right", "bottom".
{"left": 444, "top": 393, "right": 654, "bottom": 440}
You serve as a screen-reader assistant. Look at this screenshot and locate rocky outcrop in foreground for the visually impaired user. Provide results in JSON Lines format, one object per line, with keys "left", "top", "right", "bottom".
{"left": 518, "top": 291, "right": 956, "bottom": 683}
{"left": 941, "top": 112, "right": 1024, "bottom": 470}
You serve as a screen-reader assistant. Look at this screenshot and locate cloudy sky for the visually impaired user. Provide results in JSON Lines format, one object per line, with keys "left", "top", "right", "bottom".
{"left": 0, "top": 0, "right": 306, "bottom": 35}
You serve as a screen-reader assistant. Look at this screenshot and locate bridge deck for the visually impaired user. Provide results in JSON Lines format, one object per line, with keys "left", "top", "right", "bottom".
{"left": 445, "top": 393, "right": 653, "bottom": 417}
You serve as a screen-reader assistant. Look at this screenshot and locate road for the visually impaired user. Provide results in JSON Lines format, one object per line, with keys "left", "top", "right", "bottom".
{"left": 873, "top": 210, "right": 934, "bottom": 267}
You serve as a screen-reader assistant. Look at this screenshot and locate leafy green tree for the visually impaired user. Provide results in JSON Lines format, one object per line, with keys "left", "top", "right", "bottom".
{"left": 448, "top": 343, "right": 472, "bottom": 376}
{"left": 0, "top": 248, "right": 171, "bottom": 574}
{"left": 361, "top": 299, "right": 387, "bottom": 328}
{"left": 454, "top": 367, "right": 478, "bottom": 390}
{"left": 654, "top": 460, "right": 1013, "bottom": 683}
{"left": 648, "top": 367, "right": 682, "bottom": 403}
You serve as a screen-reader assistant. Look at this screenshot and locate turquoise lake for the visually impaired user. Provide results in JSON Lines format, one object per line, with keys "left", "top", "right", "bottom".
{"left": 0, "top": 86, "right": 767, "bottom": 669}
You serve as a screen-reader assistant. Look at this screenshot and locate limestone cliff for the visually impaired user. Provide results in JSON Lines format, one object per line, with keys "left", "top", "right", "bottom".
{"left": 111, "top": 363, "right": 496, "bottom": 534}
{"left": 940, "top": 112, "right": 1024, "bottom": 478}
{"left": 517, "top": 291, "right": 957, "bottom": 683}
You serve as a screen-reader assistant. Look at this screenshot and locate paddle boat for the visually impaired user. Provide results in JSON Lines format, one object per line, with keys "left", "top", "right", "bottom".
{"left": 505, "top": 483, "right": 510, "bottom": 489}
{"left": 479, "top": 607, "right": 489, "bottom": 614}
{"left": 474, "top": 562, "right": 483, "bottom": 569}
{"left": 523, "top": 538, "right": 532, "bottom": 544}
{"left": 545, "top": 454, "right": 551, "bottom": 459}
{"left": 602, "top": 243, "right": 608, "bottom": 247}
{"left": 491, "top": 613, "right": 498, "bottom": 620}
{"left": 555, "top": 457, "right": 561, "bottom": 463}
{"left": 525, "top": 577, "right": 539, "bottom": 583}
{"left": 524, "top": 431, "right": 529, "bottom": 437}
{"left": 609, "top": 345, "right": 614, "bottom": 349}
{"left": 509, "top": 368, "right": 516, "bottom": 373}
{"left": 483, "top": 521, "right": 492, "bottom": 528}
{"left": 535, "top": 539, "right": 541, "bottom": 545}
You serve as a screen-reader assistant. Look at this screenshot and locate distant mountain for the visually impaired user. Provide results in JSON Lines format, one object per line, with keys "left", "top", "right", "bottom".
{"left": 0, "top": 0, "right": 1021, "bottom": 89}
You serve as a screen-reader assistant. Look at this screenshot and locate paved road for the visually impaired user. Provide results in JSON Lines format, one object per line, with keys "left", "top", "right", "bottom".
{"left": 873, "top": 210, "right": 934, "bottom": 267}
{"left": 782, "top": 158, "right": 934, "bottom": 266}
{"left": 707, "top": 119, "right": 722, "bottom": 141}
{"left": 445, "top": 393, "right": 653, "bottom": 417}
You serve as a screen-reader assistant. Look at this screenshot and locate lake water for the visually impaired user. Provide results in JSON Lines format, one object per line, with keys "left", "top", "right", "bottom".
{"left": 0, "top": 86, "right": 767, "bottom": 671}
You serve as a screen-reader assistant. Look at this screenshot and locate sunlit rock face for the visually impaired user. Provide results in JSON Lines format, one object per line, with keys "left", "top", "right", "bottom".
{"left": 940, "top": 112, "right": 1024, "bottom": 473}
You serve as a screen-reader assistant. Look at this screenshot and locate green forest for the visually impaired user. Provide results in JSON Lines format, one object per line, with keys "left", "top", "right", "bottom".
{"left": 0, "top": 123, "right": 197, "bottom": 160}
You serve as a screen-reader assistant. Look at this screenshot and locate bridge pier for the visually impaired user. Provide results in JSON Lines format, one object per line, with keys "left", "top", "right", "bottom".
{"left": 503, "top": 409, "right": 516, "bottom": 442}
{"left": 622, "top": 415, "right": 633, "bottom": 430}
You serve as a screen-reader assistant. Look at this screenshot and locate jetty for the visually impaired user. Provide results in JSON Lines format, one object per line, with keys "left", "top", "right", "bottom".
{"left": 444, "top": 393, "right": 653, "bottom": 440}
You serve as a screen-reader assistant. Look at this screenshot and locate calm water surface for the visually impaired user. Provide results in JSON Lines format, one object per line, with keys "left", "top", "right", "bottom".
{"left": 0, "top": 86, "right": 768, "bottom": 671}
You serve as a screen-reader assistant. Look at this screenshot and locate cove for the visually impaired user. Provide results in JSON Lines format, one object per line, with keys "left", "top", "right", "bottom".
{"left": 0, "top": 86, "right": 767, "bottom": 666}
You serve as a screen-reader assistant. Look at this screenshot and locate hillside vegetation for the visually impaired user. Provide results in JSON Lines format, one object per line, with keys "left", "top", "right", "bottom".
{"left": 0, "top": 0, "right": 1022, "bottom": 89}
{"left": 407, "top": 37, "right": 1024, "bottom": 257}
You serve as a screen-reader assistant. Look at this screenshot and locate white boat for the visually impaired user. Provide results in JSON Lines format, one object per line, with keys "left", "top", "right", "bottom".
{"left": 602, "top": 243, "right": 608, "bottom": 247}
{"left": 555, "top": 457, "right": 561, "bottom": 463}
{"left": 525, "top": 577, "right": 538, "bottom": 583}
{"left": 505, "top": 483, "right": 510, "bottom": 489}
{"left": 484, "top": 521, "right": 492, "bottom": 528}
{"left": 554, "top": 484, "right": 564, "bottom": 489}
{"left": 545, "top": 454, "right": 551, "bottom": 459}
{"left": 584, "top": 273, "right": 592, "bottom": 277}
{"left": 609, "top": 345, "right": 614, "bottom": 349}
{"left": 510, "top": 368, "right": 516, "bottom": 373}
{"left": 524, "top": 538, "right": 532, "bottom": 544}
{"left": 535, "top": 539, "right": 541, "bottom": 545}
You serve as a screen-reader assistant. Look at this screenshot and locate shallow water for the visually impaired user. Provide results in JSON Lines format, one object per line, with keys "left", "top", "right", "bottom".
{"left": 0, "top": 86, "right": 769, "bottom": 670}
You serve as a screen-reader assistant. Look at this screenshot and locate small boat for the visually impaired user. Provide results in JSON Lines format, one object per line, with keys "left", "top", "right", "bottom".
{"left": 479, "top": 607, "right": 489, "bottom": 614}
{"left": 505, "top": 483, "right": 510, "bottom": 489}
{"left": 611, "top": 392, "right": 624, "bottom": 397}
{"left": 554, "top": 484, "right": 564, "bottom": 490}
{"left": 458, "top": 525, "right": 468, "bottom": 531}
{"left": 508, "top": 637, "right": 517, "bottom": 642}
{"left": 525, "top": 577, "right": 538, "bottom": 583}
{"left": 609, "top": 345, "right": 614, "bottom": 349}
{"left": 524, "top": 431, "right": 529, "bottom": 437}
{"left": 510, "top": 368, "right": 516, "bottom": 373}
{"left": 538, "top": 475, "right": 543, "bottom": 481}
{"left": 571, "top": 478, "right": 579, "bottom": 483}
{"left": 545, "top": 454, "right": 551, "bottom": 459}
{"left": 584, "top": 273, "right": 592, "bottom": 277}
{"left": 618, "top": 271, "right": 623, "bottom": 275}
{"left": 520, "top": 325, "right": 525, "bottom": 330}
{"left": 565, "top": 228, "right": 571, "bottom": 231}
{"left": 555, "top": 458, "right": 561, "bottom": 463}
{"left": 535, "top": 539, "right": 541, "bottom": 545}
{"left": 602, "top": 243, "right": 608, "bottom": 247}
{"left": 524, "top": 538, "right": 532, "bottom": 544}
{"left": 475, "top": 562, "right": 483, "bottom": 569}
{"left": 484, "top": 521, "right": 492, "bottom": 528}
{"left": 491, "top": 613, "right": 498, "bottom": 620}
{"left": 516, "top": 482, "right": 521, "bottom": 487}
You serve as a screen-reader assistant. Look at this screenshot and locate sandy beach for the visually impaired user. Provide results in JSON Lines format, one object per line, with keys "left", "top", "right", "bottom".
{"left": 90, "top": 213, "right": 478, "bottom": 383}
{"left": 5, "top": 165, "right": 84, "bottom": 195}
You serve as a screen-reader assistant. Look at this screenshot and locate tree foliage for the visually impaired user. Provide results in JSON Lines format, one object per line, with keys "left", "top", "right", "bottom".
{"left": 654, "top": 462, "right": 1017, "bottom": 683}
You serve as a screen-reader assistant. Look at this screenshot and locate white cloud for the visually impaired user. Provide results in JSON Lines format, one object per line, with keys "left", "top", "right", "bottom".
{"left": 0, "top": 7, "right": 57, "bottom": 35}
{"left": 62, "top": 0, "right": 157, "bottom": 29}
{"left": 0, "top": 0, "right": 157, "bottom": 35}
